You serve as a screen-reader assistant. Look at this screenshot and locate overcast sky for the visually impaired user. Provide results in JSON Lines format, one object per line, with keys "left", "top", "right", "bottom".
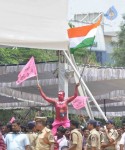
{"left": 68, "top": 0, "right": 125, "bottom": 32}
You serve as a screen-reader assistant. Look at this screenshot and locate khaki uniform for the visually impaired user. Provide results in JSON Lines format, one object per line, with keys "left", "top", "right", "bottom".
{"left": 35, "top": 127, "right": 54, "bottom": 150}
{"left": 86, "top": 128, "right": 100, "bottom": 150}
{"left": 27, "top": 132, "right": 37, "bottom": 150}
{"left": 100, "top": 131, "right": 105, "bottom": 143}
{"left": 103, "top": 129, "right": 118, "bottom": 150}
{"left": 70, "top": 129, "right": 83, "bottom": 150}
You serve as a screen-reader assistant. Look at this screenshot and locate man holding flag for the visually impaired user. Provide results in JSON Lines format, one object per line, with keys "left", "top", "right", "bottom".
{"left": 37, "top": 82, "right": 80, "bottom": 135}
{"left": 16, "top": 56, "right": 79, "bottom": 135}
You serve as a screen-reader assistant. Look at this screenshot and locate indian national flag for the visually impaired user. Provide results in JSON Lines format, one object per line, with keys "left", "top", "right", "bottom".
{"left": 68, "top": 17, "right": 101, "bottom": 54}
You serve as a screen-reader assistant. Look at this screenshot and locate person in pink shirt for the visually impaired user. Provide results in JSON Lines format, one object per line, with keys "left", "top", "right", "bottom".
{"left": 37, "top": 83, "right": 79, "bottom": 135}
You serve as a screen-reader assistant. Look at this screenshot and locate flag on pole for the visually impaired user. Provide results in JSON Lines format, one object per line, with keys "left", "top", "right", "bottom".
{"left": 68, "top": 17, "right": 102, "bottom": 54}
{"left": 72, "top": 96, "right": 88, "bottom": 110}
{"left": 10, "top": 117, "right": 15, "bottom": 123}
{"left": 104, "top": 6, "right": 118, "bottom": 20}
{"left": 16, "top": 56, "right": 37, "bottom": 84}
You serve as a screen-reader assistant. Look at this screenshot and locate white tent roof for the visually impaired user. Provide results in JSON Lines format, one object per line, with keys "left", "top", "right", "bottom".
{"left": 0, "top": 0, "right": 69, "bottom": 50}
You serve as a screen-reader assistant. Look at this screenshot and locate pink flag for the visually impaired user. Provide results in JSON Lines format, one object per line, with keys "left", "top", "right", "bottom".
{"left": 16, "top": 56, "right": 37, "bottom": 84}
{"left": 10, "top": 117, "right": 15, "bottom": 123}
{"left": 72, "top": 96, "right": 87, "bottom": 110}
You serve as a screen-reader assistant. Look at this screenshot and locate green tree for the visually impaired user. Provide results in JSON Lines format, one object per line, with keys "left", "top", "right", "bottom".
{"left": 112, "top": 15, "right": 125, "bottom": 66}
{"left": 0, "top": 48, "right": 58, "bottom": 65}
{"left": 74, "top": 48, "right": 98, "bottom": 65}
{"left": 114, "top": 117, "right": 122, "bottom": 127}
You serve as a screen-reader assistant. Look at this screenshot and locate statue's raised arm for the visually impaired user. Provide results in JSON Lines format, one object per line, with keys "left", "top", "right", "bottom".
{"left": 37, "top": 84, "right": 55, "bottom": 104}
{"left": 66, "top": 83, "right": 80, "bottom": 104}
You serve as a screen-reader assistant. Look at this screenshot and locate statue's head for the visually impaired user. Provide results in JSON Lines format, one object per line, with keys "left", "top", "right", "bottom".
{"left": 58, "top": 91, "right": 65, "bottom": 101}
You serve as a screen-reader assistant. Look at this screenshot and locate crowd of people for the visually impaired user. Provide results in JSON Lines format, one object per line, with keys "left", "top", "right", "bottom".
{"left": 0, "top": 117, "right": 125, "bottom": 150}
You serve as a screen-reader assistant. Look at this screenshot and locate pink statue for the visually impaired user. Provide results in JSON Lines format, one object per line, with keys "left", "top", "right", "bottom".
{"left": 37, "top": 83, "right": 79, "bottom": 135}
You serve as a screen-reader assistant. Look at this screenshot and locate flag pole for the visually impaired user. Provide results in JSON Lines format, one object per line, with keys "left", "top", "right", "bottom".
{"left": 78, "top": 45, "right": 93, "bottom": 83}
{"left": 78, "top": 66, "right": 85, "bottom": 83}
{"left": 36, "top": 75, "right": 39, "bottom": 85}
{"left": 36, "top": 63, "right": 39, "bottom": 85}
{"left": 64, "top": 50, "right": 108, "bottom": 121}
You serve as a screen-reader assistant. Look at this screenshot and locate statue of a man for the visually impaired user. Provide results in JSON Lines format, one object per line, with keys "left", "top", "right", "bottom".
{"left": 37, "top": 83, "right": 79, "bottom": 135}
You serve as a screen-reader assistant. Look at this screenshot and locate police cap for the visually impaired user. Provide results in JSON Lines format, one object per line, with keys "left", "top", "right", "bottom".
{"left": 35, "top": 116, "right": 47, "bottom": 122}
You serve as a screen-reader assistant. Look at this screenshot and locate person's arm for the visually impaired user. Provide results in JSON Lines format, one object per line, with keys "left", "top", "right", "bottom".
{"left": 90, "top": 134, "right": 99, "bottom": 150}
{"left": 24, "top": 134, "right": 31, "bottom": 150}
{"left": 37, "top": 84, "right": 55, "bottom": 104}
{"left": 25, "top": 145, "right": 31, "bottom": 150}
{"left": 0, "top": 133, "right": 6, "bottom": 150}
{"left": 68, "top": 132, "right": 78, "bottom": 150}
{"left": 105, "top": 130, "right": 114, "bottom": 143}
{"left": 48, "top": 131, "right": 55, "bottom": 150}
{"left": 101, "top": 143, "right": 114, "bottom": 148}
{"left": 101, "top": 130, "right": 115, "bottom": 148}
{"left": 50, "top": 143, "right": 54, "bottom": 150}
{"left": 66, "top": 83, "right": 80, "bottom": 104}
{"left": 119, "top": 133, "right": 125, "bottom": 150}
{"left": 120, "top": 144, "right": 124, "bottom": 150}
{"left": 68, "top": 144, "right": 77, "bottom": 150}
{"left": 101, "top": 139, "right": 114, "bottom": 148}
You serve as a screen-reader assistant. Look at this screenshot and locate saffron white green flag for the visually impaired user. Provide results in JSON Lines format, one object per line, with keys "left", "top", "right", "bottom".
{"left": 68, "top": 17, "right": 101, "bottom": 54}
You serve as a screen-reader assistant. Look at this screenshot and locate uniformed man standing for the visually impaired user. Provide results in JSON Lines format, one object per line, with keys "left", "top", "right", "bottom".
{"left": 27, "top": 121, "right": 37, "bottom": 150}
{"left": 101, "top": 120, "right": 118, "bottom": 150}
{"left": 96, "top": 121, "right": 105, "bottom": 149}
{"left": 68, "top": 120, "right": 83, "bottom": 150}
{"left": 34, "top": 117, "right": 55, "bottom": 150}
{"left": 86, "top": 119, "right": 100, "bottom": 150}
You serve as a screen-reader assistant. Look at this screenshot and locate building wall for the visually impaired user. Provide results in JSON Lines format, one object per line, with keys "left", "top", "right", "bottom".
{"left": 105, "top": 35, "right": 115, "bottom": 53}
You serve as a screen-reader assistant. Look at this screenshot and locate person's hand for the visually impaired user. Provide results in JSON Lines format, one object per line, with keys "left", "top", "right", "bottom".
{"left": 76, "top": 83, "right": 80, "bottom": 87}
{"left": 104, "top": 128, "right": 108, "bottom": 135}
{"left": 37, "top": 83, "right": 41, "bottom": 90}
{"left": 101, "top": 143, "right": 107, "bottom": 148}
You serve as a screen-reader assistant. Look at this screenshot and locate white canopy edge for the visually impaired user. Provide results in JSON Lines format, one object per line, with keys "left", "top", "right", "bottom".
{"left": 0, "top": 0, "right": 69, "bottom": 50}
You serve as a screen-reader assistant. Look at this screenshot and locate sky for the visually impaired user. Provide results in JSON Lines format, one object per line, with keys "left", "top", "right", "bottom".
{"left": 68, "top": 0, "right": 125, "bottom": 32}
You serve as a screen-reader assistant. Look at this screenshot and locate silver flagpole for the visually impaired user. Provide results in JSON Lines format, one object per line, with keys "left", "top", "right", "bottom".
{"left": 63, "top": 50, "right": 108, "bottom": 121}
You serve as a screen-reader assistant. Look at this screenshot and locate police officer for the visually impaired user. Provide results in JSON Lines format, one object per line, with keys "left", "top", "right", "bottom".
{"left": 101, "top": 120, "right": 118, "bottom": 150}
{"left": 69, "top": 120, "right": 83, "bottom": 150}
{"left": 96, "top": 121, "right": 105, "bottom": 149}
{"left": 27, "top": 121, "right": 37, "bottom": 150}
{"left": 86, "top": 119, "right": 100, "bottom": 150}
{"left": 34, "top": 117, "right": 55, "bottom": 150}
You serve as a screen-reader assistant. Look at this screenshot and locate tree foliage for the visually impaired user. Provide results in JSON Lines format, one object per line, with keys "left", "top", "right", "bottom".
{"left": 74, "top": 48, "right": 98, "bottom": 65}
{"left": 0, "top": 47, "right": 58, "bottom": 65}
{"left": 112, "top": 15, "right": 125, "bottom": 66}
{"left": 0, "top": 47, "right": 98, "bottom": 65}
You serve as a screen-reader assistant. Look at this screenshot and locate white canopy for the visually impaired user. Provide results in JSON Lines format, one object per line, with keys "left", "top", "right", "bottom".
{"left": 0, "top": 0, "right": 69, "bottom": 50}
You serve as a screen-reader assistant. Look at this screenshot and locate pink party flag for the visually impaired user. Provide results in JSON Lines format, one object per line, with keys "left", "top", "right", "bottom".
{"left": 10, "top": 117, "right": 15, "bottom": 123}
{"left": 72, "top": 96, "right": 87, "bottom": 110}
{"left": 16, "top": 56, "right": 37, "bottom": 84}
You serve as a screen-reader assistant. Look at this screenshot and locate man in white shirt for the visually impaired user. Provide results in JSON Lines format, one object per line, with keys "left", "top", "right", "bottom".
{"left": 5, "top": 120, "right": 30, "bottom": 150}
{"left": 55, "top": 126, "right": 69, "bottom": 150}
{"left": 120, "top": 132, "right": 125, "bottom": 150}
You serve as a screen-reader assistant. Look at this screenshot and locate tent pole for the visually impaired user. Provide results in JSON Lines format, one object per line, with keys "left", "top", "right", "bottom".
{"left": 104, "top": 99, "right": 107, "bottom": 116}
{"left": 58, "top": 51, "right": 68, "bottom": 98}
{"left": 63, "top": 51, "right": 108, "bottom": 121}
{"left": 69, "top": 53, "right": 94, "bottom": 119}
